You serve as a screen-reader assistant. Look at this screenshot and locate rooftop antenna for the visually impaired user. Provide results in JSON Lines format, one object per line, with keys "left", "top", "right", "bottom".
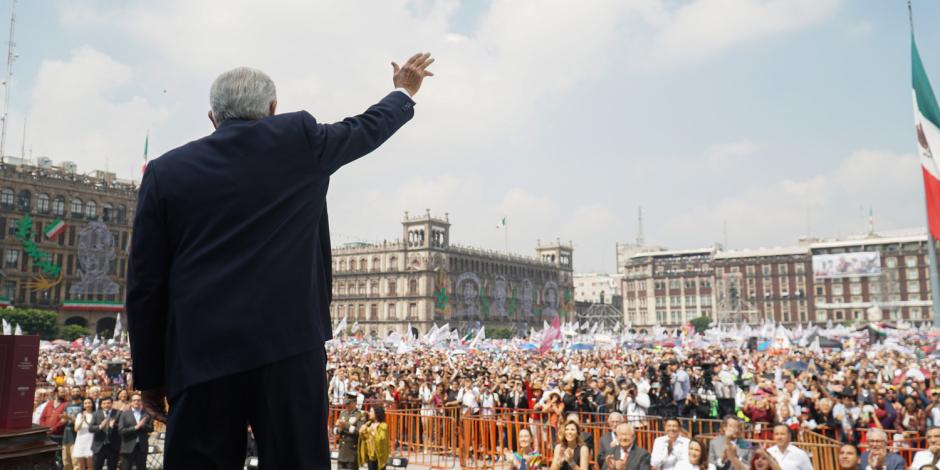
{"left": 636, "top": 205, "right": 644, "bottom": 246}
{"left": 0, "top": 0, "right": 17, "bottom": 162}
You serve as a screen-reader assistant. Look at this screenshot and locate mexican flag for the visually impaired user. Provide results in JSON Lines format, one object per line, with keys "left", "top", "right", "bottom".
{"left": 495, "top": 217, "right": 507, "bottom": 229}
{"left": 912, "top": 35, "right": 940, "bottom": 238}
{"left": 62, "top": 300, "right": 124, "bottom": 312}
{"left": 44, "top": 218, "right": 66, "bottom": 239}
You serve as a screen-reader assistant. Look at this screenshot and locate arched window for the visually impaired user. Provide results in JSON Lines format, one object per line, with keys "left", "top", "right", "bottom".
{"left": 16, "top": 191, "right": 30, "bottom": 212}
{"left": 37, "top": 193, "right": 50, "bottom": 214}
{"left": 101, "top": 203, "right": 113, "bottom": 222}
{"left": 372, "top": 257, "right": 381, "bottom": 271}
{"left": 339, "top": 259, "right": 346, "bottom": 271}
{"left": 84, "top": 200, "right": 97, "bottom": 219}
{"left": 52, "top": 196, "right": 65, "bottom": 216}
{"left": 389, "top": 256, "right": 398, "bottom": 272}
{"left": 350, "top": 259, "right": 357, "bottom": 271}
{"left": 70, "top": 198, "right": 83, "bottom": 217}
{"left": 0, "top": 188, "right": 13, "bottom": 209}
{"left": 359, "top": 258, "right": 367, "bottom": 272}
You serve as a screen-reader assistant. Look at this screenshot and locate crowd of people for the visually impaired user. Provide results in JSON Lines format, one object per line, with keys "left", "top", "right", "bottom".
{"left": 29, "top": 324, "right": 940, "bottom": 469}
{"left": 33, "top": 342, "right": 152, "bottom": 470}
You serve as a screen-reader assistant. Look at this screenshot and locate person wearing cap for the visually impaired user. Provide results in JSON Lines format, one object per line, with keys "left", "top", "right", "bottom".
{"left": 335, "top": 392, "right": 364, "bottom": 469}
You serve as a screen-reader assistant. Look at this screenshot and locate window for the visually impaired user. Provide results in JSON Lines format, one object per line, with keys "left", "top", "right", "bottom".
{"left": 762, "top": 265, "right": 771, "bottom": 277}
{"left": 370, "top": 304, "right": 378, "bottom": 321}
{"left": 388, "top": 303, "right": 397, "bottom": 320}
{"left": 370, "top": 282, "right": 379, "bottom": 295}
{"left": 0, "top": 188, "right": 12, "bottom": 209}
{"left": 887, "top": 257, "right": 898, "bottom": 268}
{"left": 408, "top": 303, "right": 417, "bottom": 320}
{"left": 358, "top": 305, "right": 365, "bottom": 320}
{"left": 778, "top": 264, "right": 788, "bottom": 275}
{"left": 116, "top": 205, "right": 127, "bottom": 223}
{"left": 833, "top": 285, "right": 843, "bottom": 296}
{"left": 389, "top": 256, "right": 398, "bottom": 271}
{"left": 388, "top": 279, "right": 397, "bottom": 295}
{"left": 37, "top": 193, "right": 50, "bottom": 214}
{"left": 409, "top": 279, "right": 418, "bottom": 295}
{"left": 372, "top": 257, "right": 381, "bottom": 271}
{"left": 795, "top": 264, "right": 805, "bottom": 274}
{"left": 907, "top": 270, "right": 920, "bottom": 280}
{"left": 869, "top": 283, "right": 881, "bottom": 294}
{"left": 84, "top": 201, "right": 97, "bottom": 219}
{"left": 850, "top": 284, "right": 862, "bottom": 295}
{"left": 746, "top": 266, "right": 756, "bottom": 276}
{"left": 4, "top": 249, "right": 17, "bottom": 268}
{"left": 908, "top": 282, "right": 921, "bottom": 293}
{"left": 669, "top": 279, "right": 680, "bottom": 289}
{"left": 358, "top": 283, "right": 366, "bottom": 295}
{"left": 16, "top": 191, "right": 29, "bottom": 212}
{"left": 70, "top": 198, "right": 83, "bottom": 217}
{"left": 906, "top": 256, "right": 919, "bottom": 268}
{"left": 350, "top": 259, "right": 357, "bottom": 271}
{"left": 102, "top": 203, "right": 113, "bottom": 222}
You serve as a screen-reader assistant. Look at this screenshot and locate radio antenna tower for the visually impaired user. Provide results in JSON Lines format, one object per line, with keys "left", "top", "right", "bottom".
{"left": 0, "top": 0, "right": 17, "bottom": 161}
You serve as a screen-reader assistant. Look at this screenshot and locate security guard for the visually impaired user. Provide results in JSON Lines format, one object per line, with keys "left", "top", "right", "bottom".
{"left": 335, "top": 391, "right": 363, "bottom": 469}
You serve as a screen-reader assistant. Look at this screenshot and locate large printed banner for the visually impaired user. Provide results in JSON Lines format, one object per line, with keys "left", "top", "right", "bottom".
{"left": 812, "top": 252, "right": 881, "bottom": 279}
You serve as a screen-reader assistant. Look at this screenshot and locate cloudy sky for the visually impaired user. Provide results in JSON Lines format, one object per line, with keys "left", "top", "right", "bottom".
{"left": 7, "top": 0, "right": 940, "bottom": 273}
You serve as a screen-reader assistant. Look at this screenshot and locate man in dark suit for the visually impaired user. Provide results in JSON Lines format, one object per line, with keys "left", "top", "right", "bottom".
{"left": 596, "top": 412, "right": 624, "bottom": 467}
{"left": 88, "top": 397, "right": 120, "bottom": 470}
{"left": 859, "top": 428, "right": 905, "bottom": 470}
{"left": 126, "top": 52, "right": 434, "bottom": 470}
{"left": 601, "top": 423, "right": 650, "bottom": 470}
{"left": 118, "top": 393, "right": 153, "bottom": 470}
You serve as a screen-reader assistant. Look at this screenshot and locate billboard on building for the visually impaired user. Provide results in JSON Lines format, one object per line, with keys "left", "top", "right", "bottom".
{"left": 812, "top": 252, "right": 881, "bottom": 279}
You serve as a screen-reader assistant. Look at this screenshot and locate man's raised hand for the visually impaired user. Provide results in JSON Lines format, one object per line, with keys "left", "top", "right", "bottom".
{"left": 392, "top": 52, "right": 434, "bottom": 97}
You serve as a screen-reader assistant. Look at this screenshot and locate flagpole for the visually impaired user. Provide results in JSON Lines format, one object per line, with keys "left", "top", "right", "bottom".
{"left": 910, "top": 0, "right": 940, "bottom": 326}
{"left": 505, "top": 220, "right": 509, "bottom": 254}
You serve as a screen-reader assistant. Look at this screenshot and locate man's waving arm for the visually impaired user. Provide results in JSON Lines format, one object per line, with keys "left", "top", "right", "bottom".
{"left": 305, "top": 52, "right": 434, "bottom": 174}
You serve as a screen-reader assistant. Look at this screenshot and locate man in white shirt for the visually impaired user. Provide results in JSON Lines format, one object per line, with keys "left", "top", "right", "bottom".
{"left": 910, "top": 426, "right": 940, "bottom": 470}
{"left": 766, "top": 424, "right": 812, "bottom": 470}
{"left": 651, "top": 418, "right": 689, "bottom": 470}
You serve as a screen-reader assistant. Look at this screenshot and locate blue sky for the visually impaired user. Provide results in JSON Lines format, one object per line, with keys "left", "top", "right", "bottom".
{"left": 7, "top": 0, "right": 940, "bottom": 272}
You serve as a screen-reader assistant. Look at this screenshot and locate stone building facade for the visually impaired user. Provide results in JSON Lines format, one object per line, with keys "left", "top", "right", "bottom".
{"left": 330, "top": 211, "right": 574, "bottom": 337}
{"left": 0, "top": 160, "right": 136, "bottom": 334}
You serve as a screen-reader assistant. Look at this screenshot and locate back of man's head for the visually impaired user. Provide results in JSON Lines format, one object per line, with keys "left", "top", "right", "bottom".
{"left": 209, "top": 67, "right": 277, "bottom": 124}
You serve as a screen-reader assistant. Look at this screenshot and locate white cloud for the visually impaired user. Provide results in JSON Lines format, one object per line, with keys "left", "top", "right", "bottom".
{"left": 651, "top": 0, "right": 842, "bottom": 65}
{"left": 661, "top": 149, "right": 920, "bottom": 249}
{"left": 705, "top": 140, "right": 760, "bottom": 164}
{"left": 26, "top": 47, "right": 170, "bottom": 178}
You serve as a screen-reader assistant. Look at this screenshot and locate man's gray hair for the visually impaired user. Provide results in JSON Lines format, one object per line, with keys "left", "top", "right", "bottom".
{"left": 209, "top": 67, "right": 277, "bottom": 123}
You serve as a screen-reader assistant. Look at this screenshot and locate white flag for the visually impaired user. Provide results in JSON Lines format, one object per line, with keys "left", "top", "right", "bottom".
{"left": 13, "top": 323, "right": 22, "bottom": 335}
{"left": 335, "top": 316, "right": 348, "bottom": 336}
{"left": 113, "top": 313, "right": 123, "bottom": 340}
{"left": 2, "top": 319, "right": 10, "bottom": 335}
{"left": 469, "top": 326, "right": 486, "bottom": 349}
{"left": 351, "top": 321, "right": 360, "bottom": 334}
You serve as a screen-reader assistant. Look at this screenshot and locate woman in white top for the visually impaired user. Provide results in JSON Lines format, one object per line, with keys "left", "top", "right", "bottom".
{"left": 675, "top": 437, "right": 716, "bottom": 470}
{"left": 71, "top": 398, "right": 95, "bottom": 469}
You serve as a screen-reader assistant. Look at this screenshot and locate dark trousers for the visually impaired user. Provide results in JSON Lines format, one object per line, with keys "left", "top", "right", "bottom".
{"left": 163, "top": 348, "right": 328, "bottom": 470}
{"left": 94, "top": 445, "right": 119, "bottom": 470}
{"left": 119, "top": 444, "right": 147, "bottom": 470}
{"left": 368, "top": 460, "right": 380, "bottom": 470}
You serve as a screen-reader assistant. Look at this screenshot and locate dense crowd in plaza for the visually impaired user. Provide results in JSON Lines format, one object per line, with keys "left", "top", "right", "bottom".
{"left": 28, "top": 323, "right": 940, "bottom": 469}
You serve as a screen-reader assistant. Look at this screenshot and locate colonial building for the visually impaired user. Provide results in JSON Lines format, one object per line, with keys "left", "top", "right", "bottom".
{"left": 620, "top": 229, "right": 935, "bottom": 327}
{"left": 330, "top": 211, "right": 575, "bottom": 337}
{"left": 0, "top": 159, "right": 136, "bottom": 334}
{"left": 621, "top": 248, "right": 715, "bottom": 326}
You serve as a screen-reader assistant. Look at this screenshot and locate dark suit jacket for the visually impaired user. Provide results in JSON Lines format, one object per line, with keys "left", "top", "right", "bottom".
{"left": 601, "top": 443, "right": 650, "bottom": 470}
{"left": 88, "top": 408, "right": 120, "bottom": 453}
{"left": 127, "top": 91, "right": 415, "bottom": 398}
{"left": 859, "top": 451, "right": 905, "bottom": 470}
{"left": 118, "top": 409, "right": 154, "bottom": 455}
{"left": 596, "top": 432, "right": 617, "bottom": 469}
